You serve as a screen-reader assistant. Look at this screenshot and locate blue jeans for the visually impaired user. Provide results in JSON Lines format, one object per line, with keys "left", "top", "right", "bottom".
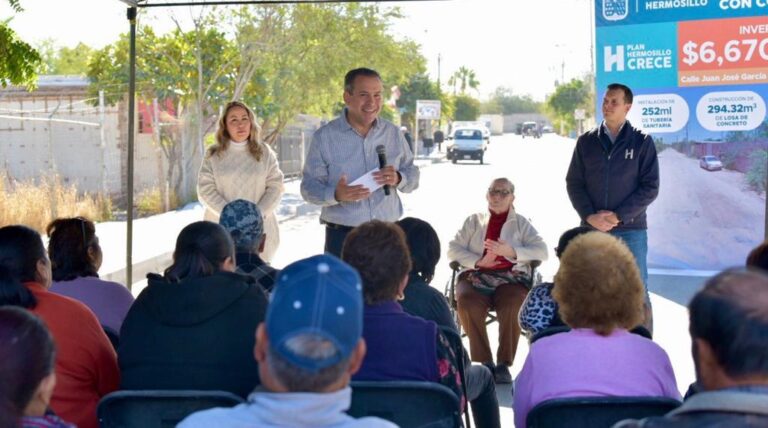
{"left": 610, "top": 229, "right": 648, "bottom": 289}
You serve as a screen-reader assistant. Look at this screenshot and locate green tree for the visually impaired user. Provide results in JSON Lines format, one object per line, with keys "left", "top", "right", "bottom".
{"left": 236, "top": 3, "right": 424, "bottom": 143}
{"left": 55, "top": 43, "right": 95, "bottom": 75}
{"left": 453, "top": 94, "right": 480, "bottom": 121}
{"left": 0, "top": 1, "right": 42, "bottom": 89}
{"left": 88, "top": 17, "right": 238, "bottom": 201}
{"left": 448, "top": 66, "right": 479, "bottom": 95}
{"left": 545, "top": 78, "right": 590, "bottom": 134}
{"left": 38, "top": 40, "right": 95, "bottom": 75}
{"left": 88, "top": 4, "right": 425, "bottom": 202}
{"left": 482, "top": 86, "right": 541, "bottom": 114}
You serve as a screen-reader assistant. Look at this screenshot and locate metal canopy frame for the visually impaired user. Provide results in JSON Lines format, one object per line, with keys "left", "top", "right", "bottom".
{"left": 120, "top": 0, "right": 414, "bottom": 6}
{"left": 117, "top": 0, "right": 438, "bottom": 288}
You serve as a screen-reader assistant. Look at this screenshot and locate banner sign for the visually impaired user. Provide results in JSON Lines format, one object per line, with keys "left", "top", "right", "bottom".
{"left": 595, "top": 0, "right": 767, "bottom": 271}
{"left": 596, "top": 0, "right": 768, "bottom": 139}
{"left": 598, "top": 0, "right": 768, "bottom": 27}
{"left": 416, "top": 100, "right": 441, "bottom": 120}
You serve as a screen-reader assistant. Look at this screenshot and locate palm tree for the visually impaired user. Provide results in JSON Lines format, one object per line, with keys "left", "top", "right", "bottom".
{"left": 448, "top": 66, "right": 480, "bottom": 95}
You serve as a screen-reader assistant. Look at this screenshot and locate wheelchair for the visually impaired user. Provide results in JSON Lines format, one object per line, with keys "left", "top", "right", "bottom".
{"left": 444, "top": 260, "right": 542, "bottom": 335}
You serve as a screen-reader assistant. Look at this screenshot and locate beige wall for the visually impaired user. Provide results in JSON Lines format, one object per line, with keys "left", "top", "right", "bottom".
{"left": 0, "top": 85, "right": 167, "bottom": 197}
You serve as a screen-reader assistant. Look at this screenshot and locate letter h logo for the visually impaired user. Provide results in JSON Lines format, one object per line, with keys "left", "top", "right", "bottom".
{"left": 604, "top": 46, "right": 625, "bottom": 72}
{"left": 625, "top": 149, "right": 634, "bottom": 160}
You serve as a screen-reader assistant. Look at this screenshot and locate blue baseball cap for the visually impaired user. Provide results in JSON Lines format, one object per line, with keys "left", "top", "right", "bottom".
{"left": 267, "top": 254, "right": 363, "bottom": 372}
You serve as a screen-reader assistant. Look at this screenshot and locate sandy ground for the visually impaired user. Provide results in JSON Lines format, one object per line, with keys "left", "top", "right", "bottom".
{"left": 648, "top": 149, "right": 765, "bottom": 270}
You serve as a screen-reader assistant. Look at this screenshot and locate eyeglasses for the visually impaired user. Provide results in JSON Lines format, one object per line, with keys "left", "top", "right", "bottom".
{"left": 488, "top": 189, "right": 512, "bottom": 197}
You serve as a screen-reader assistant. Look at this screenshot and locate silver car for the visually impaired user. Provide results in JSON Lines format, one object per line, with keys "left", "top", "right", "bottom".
{"left": 699, "top": 155, "right": 723, "bottom": 171}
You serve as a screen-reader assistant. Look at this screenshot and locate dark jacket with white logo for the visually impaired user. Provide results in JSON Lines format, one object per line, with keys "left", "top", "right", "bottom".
{"left": 566, "top": 121, "right": 659, "bottom": 230}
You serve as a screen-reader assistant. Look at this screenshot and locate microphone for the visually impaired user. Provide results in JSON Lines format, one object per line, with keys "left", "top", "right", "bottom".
{"left": 375, "top": 145, "right": 390, "bottom": 196}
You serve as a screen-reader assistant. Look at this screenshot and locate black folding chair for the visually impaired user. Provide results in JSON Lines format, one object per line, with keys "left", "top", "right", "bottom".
{"left": 348, "top": 381, "right": 462, "bottom": 428}
{"left": 445, "top": 259, "right": 541, "bottom": 335}
{"left": 526, "top": 396, "right": 681, "bottom": 428}
{"left": 530, "top": 325, "right": 653, "bottom": 345}
{"left": 97, "top": 390, "right": 244, "bottom": 428}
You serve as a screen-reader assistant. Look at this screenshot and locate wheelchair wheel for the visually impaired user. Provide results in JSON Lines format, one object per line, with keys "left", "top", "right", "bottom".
{"left": 444, "top": 277, "right": 462, "bottom": 335}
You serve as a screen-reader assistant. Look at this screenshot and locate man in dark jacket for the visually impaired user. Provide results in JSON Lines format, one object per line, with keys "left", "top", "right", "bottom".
{"left": 566, "top": 83, "right": 659, "bottom": 288}
{"left": 615, "top": 268, "right": 768, "bottom": 427}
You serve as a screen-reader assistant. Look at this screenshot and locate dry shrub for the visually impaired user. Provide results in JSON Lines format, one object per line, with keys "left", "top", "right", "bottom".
{"left": 0, "top": 176, "right": 112, "bottom": 232}
{"left": 135, "top": 186, "right": 179, "bottom": 217}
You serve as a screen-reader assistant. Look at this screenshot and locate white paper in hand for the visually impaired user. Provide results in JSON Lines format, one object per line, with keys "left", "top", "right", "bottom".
{"left": 349, "top": 168, "right": 383, "bottom": 192}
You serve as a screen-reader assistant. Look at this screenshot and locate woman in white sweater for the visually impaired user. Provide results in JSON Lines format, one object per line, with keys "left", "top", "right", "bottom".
{"left": 198, "top": 101, "right": 284, "bottom": 262}
{"left": 448, "top": 177, "right": 548, "bottom": 384}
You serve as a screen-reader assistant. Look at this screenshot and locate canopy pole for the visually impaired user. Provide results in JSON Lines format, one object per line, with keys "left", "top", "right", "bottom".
{"left": 126, "top": 6, "right": 137, "bottom": 290}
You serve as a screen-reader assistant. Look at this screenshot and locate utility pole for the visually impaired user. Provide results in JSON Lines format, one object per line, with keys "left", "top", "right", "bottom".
{"left": 561, "top": 60, "right": 565, "bottom": 85}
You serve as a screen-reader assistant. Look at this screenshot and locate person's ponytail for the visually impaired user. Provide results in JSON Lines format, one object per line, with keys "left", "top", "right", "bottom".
{"left": 0, "top": 264, "right": 36, "bottom": 309}
{"left": 164, "top": 221, "right": 233, "bottom": 282}
{"left": 0, "top": 225, "right": 46, "bottom": 309}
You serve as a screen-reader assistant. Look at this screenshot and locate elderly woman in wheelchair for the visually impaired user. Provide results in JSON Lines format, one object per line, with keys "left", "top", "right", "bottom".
{"left": 513, "top": 232, "right": 680, "bottom": 428}
{"left": 447, "top": 177, "right": 547, "bottom": 385}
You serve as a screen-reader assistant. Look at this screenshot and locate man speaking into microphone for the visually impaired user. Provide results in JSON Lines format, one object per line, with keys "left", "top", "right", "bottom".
{"left": 301, "top": 68, "right": 420, "bottom": 257}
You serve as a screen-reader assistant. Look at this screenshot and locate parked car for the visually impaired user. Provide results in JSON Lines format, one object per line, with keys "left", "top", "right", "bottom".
{"left": 541, "top": 125, "right": 554, "bottom": 133}
{"left": 521, "top": 121, "right": 541, "bottom": 139}
{"left": 699, "top": 155, "right": 723, "bottom": 171}
{"left": 446, "top": 128, "right": 487, "bottom": 164}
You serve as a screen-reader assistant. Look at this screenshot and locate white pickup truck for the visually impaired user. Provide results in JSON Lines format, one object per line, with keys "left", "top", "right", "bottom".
{"left": 446, "top": 127, "right": 488, "bottom": 164}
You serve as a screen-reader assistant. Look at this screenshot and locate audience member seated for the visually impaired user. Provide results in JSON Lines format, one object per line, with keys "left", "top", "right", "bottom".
{"left": 219, "top": 199, "right": 278, "bottom": 292}
{"left": 448, "top": 177, "right": 548, "bottom": 384}
{"left": 746, "top": 240, "right": 768, "bottom": 271}
{"left": 396, "top": 217, "right": 456, "bottom": 330}
{"left": 616, "top": 268, "right": 768, "bottom": 428}
{"left": 47, "top": 217, "right": 135, "bottom": 334}
{"left": 519, "top": 226, "right": 592, "bottom": 339}
{"left": 0, "top": 225, "right": 119, "bottom": 428}
{"left": 679, "top": 239, "right": 768, "bottom": 400}
{"left": 118, "top": 221, "right": 268, "bottom": 398}
{"left": 0, "top": 306, "right": 75, "bottom": 428}
{"left": 342, "top": 221, "right": 465, "bottom": 409}
{"left": 513, "top": 232, "right": 680, "bottom": 428}
{"left": 396, "top": 217, "right": 501, "bottom": 428}
{"left": 178, "top": 254, "right": 395, "bottom": 428}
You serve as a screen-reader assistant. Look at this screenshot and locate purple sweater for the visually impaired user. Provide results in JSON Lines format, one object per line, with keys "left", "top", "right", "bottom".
{"left": 513, "top": 328, "right": 681, "bottom": 428}
{"left": 354, "top": 301, "right": 438, "bottom": 382}
{"left": 50, "top": 276, "right": 134, "bottom": 334}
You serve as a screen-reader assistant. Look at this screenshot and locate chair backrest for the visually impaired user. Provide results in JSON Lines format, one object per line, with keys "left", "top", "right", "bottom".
{"left": 530, "top": 325, "right": 653, "bottom": 344}
{"left": 530, "top": 325, "right": 571, "bottom": 344}
{"left": 526, "top": 396, "right": 681, "bottom": 428}
{"left": 349, "top": 380, "right": 461, "bottom": 428}
{"left": 97, "top": 390, "right": 245, "bottom": 428}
